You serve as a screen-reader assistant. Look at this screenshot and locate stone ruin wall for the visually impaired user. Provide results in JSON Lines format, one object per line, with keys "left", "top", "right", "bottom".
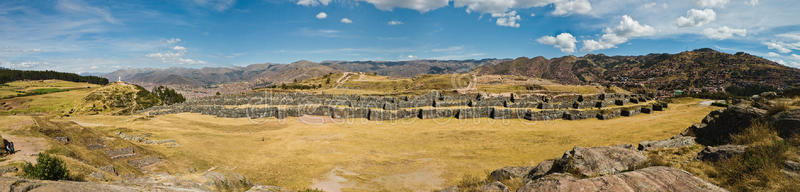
{"left": 139, "top": 92, "right": 668, "bottom": 122}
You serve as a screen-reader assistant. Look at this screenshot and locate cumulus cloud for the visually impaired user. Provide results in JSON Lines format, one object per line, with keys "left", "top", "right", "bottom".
{"left": 297, "top": 0, "right": 331, "bottom": 6}
{"left": 492, "top": 11, "right": 521, "bottom": 28}
{"left": 537, "top": 33, "right": 577, "bottom": 53}
{"left": 697, "top": 0, "right": 729, "bottom": 8}
{"left": 582, "top": 15, "right": 655, "bottom": 52}
{"left": 166, "top": 38, "right": 181, "bottom": 44}
{"left": 702, "top": 26, "right": 746, "bottom": 40}
{"left": 316, "top": 12, "right": 327, "bottom": 19}
{"left": 551, "top": 0, "right": 591, "bottom": 15}
{"left": 340, "top": 18, "right": 352, "bottom": 24}
{"left": 676, "top": 9, "right": 716, "bottom": 27}
{"left": 388, "top": 20, "right": 403, "bottom": 25}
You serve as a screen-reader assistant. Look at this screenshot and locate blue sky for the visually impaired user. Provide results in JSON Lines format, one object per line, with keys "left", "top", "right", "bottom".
{"left": 1, "top": 0, "right": 800, "bottom": 73}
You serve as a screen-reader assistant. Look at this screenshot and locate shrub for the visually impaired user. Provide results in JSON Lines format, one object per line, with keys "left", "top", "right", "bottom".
{"left": 22, "top": 153, "right": 70, "bottom": 181}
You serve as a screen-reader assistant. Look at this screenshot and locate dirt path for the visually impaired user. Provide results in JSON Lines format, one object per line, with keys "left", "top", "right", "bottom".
{"left": 0, "top": 134, "right": 50, "bottom": 166}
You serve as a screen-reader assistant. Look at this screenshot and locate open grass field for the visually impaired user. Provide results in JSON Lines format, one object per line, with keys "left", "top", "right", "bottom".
{"left": 0, "top": 80, "right": 100, "bottom": 115}
{"left": 66, "top": 98, "right": 719, "bottom": 191}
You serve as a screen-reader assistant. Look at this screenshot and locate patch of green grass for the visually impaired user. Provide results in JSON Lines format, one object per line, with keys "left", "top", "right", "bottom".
{"left": 31, "top": 88, "right": 68, "bottom": 94}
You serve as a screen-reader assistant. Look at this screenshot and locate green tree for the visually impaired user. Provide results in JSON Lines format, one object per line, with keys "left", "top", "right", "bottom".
{"left": 23, "top": 153, "right": 70, "bottom": 181}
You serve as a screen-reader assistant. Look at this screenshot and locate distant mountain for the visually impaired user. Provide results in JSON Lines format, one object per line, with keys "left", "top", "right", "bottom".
{"left": 103, "top": 59, "right": 507, "bottom": 88}
{"left": 474, "top": 48, "right": 800, "bottom": 93}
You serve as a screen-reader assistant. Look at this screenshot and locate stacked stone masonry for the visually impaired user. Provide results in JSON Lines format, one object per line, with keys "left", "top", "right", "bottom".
{"left": 140, "top": 92, "right": 664, "bottom": 121}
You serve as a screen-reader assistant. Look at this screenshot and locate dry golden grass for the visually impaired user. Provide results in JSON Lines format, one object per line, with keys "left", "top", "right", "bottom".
{"left": 66, "top": 98, "right": 718, "bottom": 191}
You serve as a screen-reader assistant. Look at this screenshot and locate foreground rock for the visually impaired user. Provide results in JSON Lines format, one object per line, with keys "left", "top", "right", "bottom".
{"left": 517, "top": 166, "right": 728, "bottom": 192}
{"left": 685, "top": 105, "right": 766, "bottom": 145}
{"left": 551, "top": 144, "right": 647, "bottom": 177}
{"left": 0, "top": 176, "right": 205, "bottom": 192}
{"left": 772, "top": 109, "right": 800, "bottom": 138}
{"left": 488, "top": 166, "right": 534, "bottom": 181}
{"left": 638, "top": 136, "right": 697, "bottom": 151}
{"left": 696, "top": 145, "right": 748, "bottom": 162}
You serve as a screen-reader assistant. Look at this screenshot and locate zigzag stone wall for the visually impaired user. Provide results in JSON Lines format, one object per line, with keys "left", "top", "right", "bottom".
{"left": 140, "top": 92, "right": 667, "bottom": 122}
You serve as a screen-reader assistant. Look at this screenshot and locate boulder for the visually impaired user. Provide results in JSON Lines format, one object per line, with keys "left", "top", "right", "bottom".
{"left": 517, "top": 166, "right": 727, "bottom": 192}
{"left": 696, "top": 145, "right": 748, "bottom": 162}
{"left": 478, "top": 181, "right": 510, "bottom": 192}
{"left": 524, "top": 159, "right": 554, "bottom": 181}
{"left": 687, "top": 105, "right": 766, "bottom": 145}
{"left": 488, "top": 166, "right": 534, "bottom": 181}
{"left": 772, "top": 109, "right": 800, "bottom": 138}
{"left": 551, "top": 145, "right": 647, "bottom": 177}
{"left": 638, "top": 136, "right": 697, "bottom": 151}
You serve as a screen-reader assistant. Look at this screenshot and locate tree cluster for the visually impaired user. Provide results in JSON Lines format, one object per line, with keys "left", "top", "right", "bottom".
{"left": 152, "top": 85, "right": 186, "bottom": 105}
{"left": 0, "top": 69, "right": 108, "bottom": 85}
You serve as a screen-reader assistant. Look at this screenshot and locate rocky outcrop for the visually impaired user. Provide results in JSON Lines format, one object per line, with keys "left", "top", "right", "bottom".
{"left": 772, "top": 109, "right": 800, "bottom": 138}
{"left": 638, "top": 136, "right": 697, "bottom": 151}
{"left": 696, "top": 145, "right": 748, "bottom": 162}
{"left": 524, "top": 159, "right": 554, "bottom": 181}
{"left": 551, "top": 145, "right": 647, "bottom": 177}
{"left": 684, "top": 105, "right": 766, "bottom": 145}
{"left": 478, "top": 181, "right": 510, "bottom": 192}
{"left": 0, "top": 176, "right": 207, "bottom": 192}
{"left": 517, "top": 166, "right": 728, "bottom": 192}
{"left": 488, "top": 166, "right": 534, "bottom": 181}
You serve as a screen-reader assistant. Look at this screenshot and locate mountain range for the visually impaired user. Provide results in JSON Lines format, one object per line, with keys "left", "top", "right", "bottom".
{"left": 102, "top": 48, "right": 800, "bottom": 97}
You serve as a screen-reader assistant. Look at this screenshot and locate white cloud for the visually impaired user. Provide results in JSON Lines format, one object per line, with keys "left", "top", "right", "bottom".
{"left": 192, "top": 0, "right": 237, "bottom": 11}
{"left": 297, "top": 0, "right": 331, "bottom": 6}
{"left": 582, "top": 15, "right": 655, "bottom": 52}
{"left": 551, "top": 0, "right": 591, "bottom": 15}
{"left": 407, "top": 55, "right": 418, "bottom": 59}
{"left": 767, "top": 52, "right": 780, "bottom": 57}
{"left": 492, "top": 11, "right": 520, "bottom": 28}
{"left": 793, "top": 54, "right": 800, "bottom": 60}
{"left": 146, "top": 38, "right": 206, "bottom": 65}
{"left": 676, "top": 9, "right": 716, "bottom": 27}
{"left": 340, "top": 18, "right": 352, "bottom": 24}
{"left": 453, "top": 0, "right": 591, "bottom": 16}
{"left": 0, "top": 61, "right": 52, "bottom": 69}
{"left": 56, "top": 0, "right": 119, "bottom": 24}
{"left": 316, "top": 12, "right": 327, "bottom": 19}
{"left": 537, "top": 33, "right": 577, "bottom": 53}
{"left": 697, "top": 0, "right": 729, "bottom": 8}
{"left": 166, "top": 38, "right": 181, "bottom": 44}
{"left": 702, "top": 26, "right": 746, "bottom": 40}
{"left": 432, "top": 46, "right": 464, "bottom": 52}
{"left": 388, "top": 20, "right": 403, "bottom": 25}
{"left": 749, "top": 0, "right": 759, "bottom": 6}
{"left": 363, "top": 0, "right": 450, "bottom": 13}
{"left": 764, "top": 41, "right": 793, "bottom": 53}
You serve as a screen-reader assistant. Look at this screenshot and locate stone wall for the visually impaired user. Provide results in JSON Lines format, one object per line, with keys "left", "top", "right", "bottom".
{"left": 140, "top": 92, "right": 664, "bottom": 122}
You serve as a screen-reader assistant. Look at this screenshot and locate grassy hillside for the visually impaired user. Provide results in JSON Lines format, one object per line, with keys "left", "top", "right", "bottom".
{"left": 70, "top": 84, "right": 161, "bottom": 115}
